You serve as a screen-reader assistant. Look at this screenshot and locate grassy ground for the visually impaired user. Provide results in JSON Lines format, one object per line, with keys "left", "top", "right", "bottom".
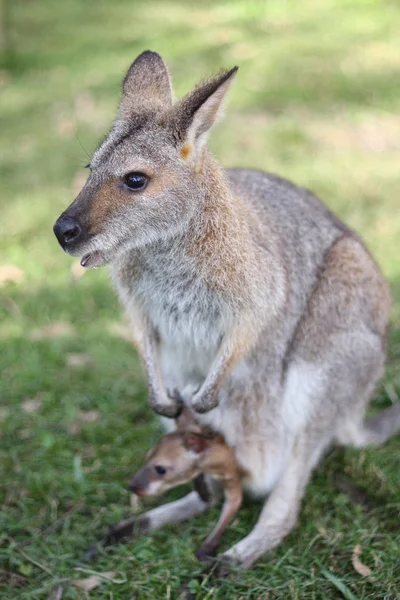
{"left": 1, "top": 0, "right": 399, "bottom": 598}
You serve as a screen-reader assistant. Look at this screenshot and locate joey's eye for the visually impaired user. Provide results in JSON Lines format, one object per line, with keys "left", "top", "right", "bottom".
{"left": 154, "top": 465, "right": 167, "bottom": 476}
{"left": 124, "top": 172, "right": 149, "bottom": 191}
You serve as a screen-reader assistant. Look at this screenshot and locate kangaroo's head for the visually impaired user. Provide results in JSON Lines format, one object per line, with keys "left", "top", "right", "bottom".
{"left": 53, "top": 51, "right": 237, "bottom": 267}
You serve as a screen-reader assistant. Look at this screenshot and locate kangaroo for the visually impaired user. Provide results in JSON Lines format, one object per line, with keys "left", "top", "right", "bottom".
{"left": 129, "top": 405, "right": 244, "bottom": 561}
{"left": 54, "top": 50, "right": 399, "bottom": 570}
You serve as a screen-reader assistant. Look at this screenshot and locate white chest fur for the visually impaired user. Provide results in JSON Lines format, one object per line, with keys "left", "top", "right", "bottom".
{"left": 113, "top": 247, "right": 227, "bottom": 390}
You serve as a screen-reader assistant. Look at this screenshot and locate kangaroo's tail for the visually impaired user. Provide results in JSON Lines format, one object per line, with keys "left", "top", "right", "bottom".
{"left": 348, "top": 402, "right": 400, "bottom": 448}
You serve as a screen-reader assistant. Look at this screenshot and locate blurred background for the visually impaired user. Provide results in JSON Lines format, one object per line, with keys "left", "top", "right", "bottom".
{"left": 1, "top": 1, "right": 399, "bottom": 598}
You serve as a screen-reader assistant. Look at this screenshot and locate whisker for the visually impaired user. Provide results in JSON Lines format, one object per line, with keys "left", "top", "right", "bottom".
{"left": 74, "top": 128, "right": 91, "bottom": 161}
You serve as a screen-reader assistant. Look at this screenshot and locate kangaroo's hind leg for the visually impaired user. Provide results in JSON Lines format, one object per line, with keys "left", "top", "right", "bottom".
{"left": 221, "top": 430, "right": 330, "bottom": 569}
{"left": 219, "top": 236, "right": 391, "bottom": 571}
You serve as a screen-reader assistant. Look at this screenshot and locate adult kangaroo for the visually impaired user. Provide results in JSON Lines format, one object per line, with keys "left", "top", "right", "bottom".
{"left": 54, "top": 51, "right": 398, "bottom": 569}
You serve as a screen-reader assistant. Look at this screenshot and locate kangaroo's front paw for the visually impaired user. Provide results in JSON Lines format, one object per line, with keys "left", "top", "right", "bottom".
{"left": 149, "top": 389, "right": 183, "bottom": 418}
{"left": 190, "top": 387, "right": 218, "bottom": 414}
{"left": 153, "top": 401, "right": 183, "bottom": 419}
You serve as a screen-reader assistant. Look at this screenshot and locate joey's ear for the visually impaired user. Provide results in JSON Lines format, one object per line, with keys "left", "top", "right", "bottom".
{"left": 183, "top": 432, "right": 214, "bottom": 454}
{"left": 171, "top": 66, "right": 238, "bottom": 162}
{"left": 119, "top": 50, "right": 173, "bottom": 118}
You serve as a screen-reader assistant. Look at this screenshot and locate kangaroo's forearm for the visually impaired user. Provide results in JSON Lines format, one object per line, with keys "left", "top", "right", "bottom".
{"left": 130, "top": 312, "right": 182, "bottom": 418}
{"left": 191, "top": 323, "right": 258, "bottom": 413}
{"left": 144, "top": 329, "right": 183, "bottom": 417}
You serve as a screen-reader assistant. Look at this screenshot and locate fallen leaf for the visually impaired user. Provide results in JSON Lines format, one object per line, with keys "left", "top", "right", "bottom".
{"left": 29, "top": 322, "right": 76, "bottom": 341}
{"left": 66, "top": 353, "right": 93, "bottom": 367}
{"left": 0, "top": 265, "right": 24, "bottom": 287}
{"left": 73, "top": 571, "right": 116, "bottom": 590}
{"left": 352, "top": 544, "right": 372, "bottom": 577}
{"left": 21, "top": 397, "right": 42, "bottom": 413}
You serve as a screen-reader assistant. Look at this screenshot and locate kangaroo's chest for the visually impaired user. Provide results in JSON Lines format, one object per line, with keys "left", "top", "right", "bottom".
{"left": 114, "top": 249, "right": 225, "bottom": 381}
{"left": 139, "top": 256, "right": 221, "bottom": 338}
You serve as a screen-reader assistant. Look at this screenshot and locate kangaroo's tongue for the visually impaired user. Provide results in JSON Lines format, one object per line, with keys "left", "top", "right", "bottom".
{"left": 80, "top": 251, "right": 103, "bottom": 268}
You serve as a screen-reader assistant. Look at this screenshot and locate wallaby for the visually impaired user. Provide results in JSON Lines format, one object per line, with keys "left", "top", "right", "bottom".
{"left": 129, "top": 404, "right": 244, "bottom": 561}
{"left": 54, "top": 50, "right": 399, "bottom": 570}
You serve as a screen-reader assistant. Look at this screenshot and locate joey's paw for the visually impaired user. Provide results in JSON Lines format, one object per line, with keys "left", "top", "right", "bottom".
{"left": 195, "top": 544, "right": 217, "bottom": 562}
{"left": 79, "top": 515, "right": 150, "bottom": 563}
{"left": 104, "top": 515, "right": 150, "bottom": 546}
{"left": 190, "top": 389, "right": 218, "bottom": 414}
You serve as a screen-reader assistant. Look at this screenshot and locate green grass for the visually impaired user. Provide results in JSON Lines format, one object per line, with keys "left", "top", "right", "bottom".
{"left": 1, "top": 0, "right": 399, "bottom": 598}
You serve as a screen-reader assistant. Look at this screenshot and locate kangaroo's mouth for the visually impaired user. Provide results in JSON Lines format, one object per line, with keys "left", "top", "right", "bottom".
{"left": 80, "top": 250, "right": 108, "bottom": 268}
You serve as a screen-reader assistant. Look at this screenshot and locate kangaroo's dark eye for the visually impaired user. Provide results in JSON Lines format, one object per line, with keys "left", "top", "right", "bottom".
{"left": 124, "top": 172, "right": 148, "bottom": 191}
{"left": 154, "top": 465, "right": 167, "bottom": 476}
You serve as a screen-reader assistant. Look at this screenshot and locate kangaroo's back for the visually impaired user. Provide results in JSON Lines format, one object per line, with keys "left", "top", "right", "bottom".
{"left": 226, "top": 168, "right": 349, "bottom": 334}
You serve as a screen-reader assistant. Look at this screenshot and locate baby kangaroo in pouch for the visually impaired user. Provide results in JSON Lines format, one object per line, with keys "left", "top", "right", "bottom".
{"left": 55, "top": 50, "right": 399, "bottom": 571}
{"left": 130, "top": 406, "right": 244, "bottom": 561}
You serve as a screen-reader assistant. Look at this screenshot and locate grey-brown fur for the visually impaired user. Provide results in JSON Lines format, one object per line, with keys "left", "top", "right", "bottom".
{"left": 54, "top": 51, "right": 397, "bottom": 569}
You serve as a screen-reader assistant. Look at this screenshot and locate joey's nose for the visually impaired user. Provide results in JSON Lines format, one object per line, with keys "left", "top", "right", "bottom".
{"left": 129, "top": 479, "right": 139, "bottom": 493}
{"left": 129, "top": 475, "right": 147, "bottom": 495}
{"left": 53, "top": 215, "right": 83, "bottom": 248}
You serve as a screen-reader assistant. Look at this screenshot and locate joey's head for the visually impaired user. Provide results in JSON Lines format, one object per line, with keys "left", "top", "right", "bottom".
{"left": 129, "top": 430, "right": 215, "bottom": 497}
{"left": 53, "top": 50, "right": 238, "bottom": 268}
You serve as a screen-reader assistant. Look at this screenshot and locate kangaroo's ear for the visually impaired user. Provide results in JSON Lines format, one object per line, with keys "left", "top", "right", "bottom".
{"left": 183, "top": 432, "right": 214, "bottom": 454}
{"left": 171, "top": 66, "right": 238, "bottom": 164}
{"left": 119, "top": 50, "right": 173, "bottom": 118}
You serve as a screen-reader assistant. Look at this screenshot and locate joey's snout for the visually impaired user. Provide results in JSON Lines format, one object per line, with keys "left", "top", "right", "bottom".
{"left": 129, "top": 469, "right": 150, "bottom": 496}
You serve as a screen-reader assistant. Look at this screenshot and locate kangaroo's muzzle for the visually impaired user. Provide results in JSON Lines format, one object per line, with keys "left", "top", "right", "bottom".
{"left": 53, "top": 215, "right": 84, "bottom": 249}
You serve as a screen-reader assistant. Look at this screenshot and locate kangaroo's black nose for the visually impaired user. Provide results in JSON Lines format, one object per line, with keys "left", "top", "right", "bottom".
{"left": 53, "top": 215, "right": 82, "bottom": 247}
